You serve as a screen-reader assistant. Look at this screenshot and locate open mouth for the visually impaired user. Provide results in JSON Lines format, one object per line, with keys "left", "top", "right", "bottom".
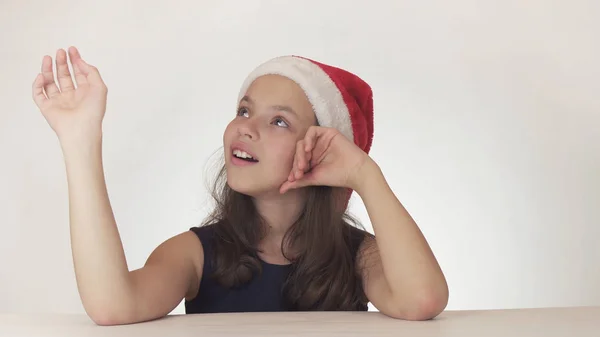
{"left": 232, "top": 149, "right": 258, "bottom": 162}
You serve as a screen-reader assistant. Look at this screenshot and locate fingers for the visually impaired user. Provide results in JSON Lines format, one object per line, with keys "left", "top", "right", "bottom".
{"left": 41, "top": 55, "right": 60, "bottom": 98}
{"left": 305, "top": 147, "right": 313, "bottom": 171}
{"left": 33, "top": 46, "right": 106, "bottom": 109}
{"left": 32, "top": 73, "right": 47, "bottom": 108}
{"left": 280, "top": 169, "right": 316, "bottom": 194}
{"left": 304, "top": 126, "right": 318, "bottom": 152}
{"left": 289, "top": 126, "right": 326, "bottom": 183}
{"left": 280, "top": 175, "right": 301, "bottom": 194}
{"left": 294, "top": 140, "right": 314, "bottom": 180}
{"left": 68, "top": 46, "right": 88, "bottom": 86}
{"left": 73, "top": 51, "right": 105, "bottom": 88}
{"left": 55, "top": 49, "right": 75, "bottom": 92}
{"left": 65, "top": 46, "right": 105, "bottom": 89}
{"left": 289, "top": 141, "right": 303, "bottom": 181}
{"left": 282, "top": 137, "right": 319, "bottom": 194}
{"left": 280, "top": 180, "right": 295, "bottom": 194}
{"left": 296, "top": 141, "right": 307, "bottom": 172}
{"left": 288, "top": 141, "right": 305, "bottom": 182}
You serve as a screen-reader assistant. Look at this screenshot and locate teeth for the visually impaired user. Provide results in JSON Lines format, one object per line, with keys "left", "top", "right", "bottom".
{"left": 233, "top": 149, "right": 254, "bottom": 159}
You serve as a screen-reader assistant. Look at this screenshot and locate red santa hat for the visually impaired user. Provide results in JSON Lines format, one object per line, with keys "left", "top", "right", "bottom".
{"left": 237, "top": 56, "right": 374, "bottom": 155}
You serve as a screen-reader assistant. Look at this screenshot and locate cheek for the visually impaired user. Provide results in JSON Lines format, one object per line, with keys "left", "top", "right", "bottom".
{"left": 269, "top": 143, "right": 297, "bottom": 173}
{"left": 223, "top": 121, "right": 238, "bottom": 145}
{"left": 224, "top": 121, "right": 235, "bottom": 136}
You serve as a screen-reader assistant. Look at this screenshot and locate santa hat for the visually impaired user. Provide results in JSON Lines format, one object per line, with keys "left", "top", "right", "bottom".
{"left": 237, "top": 56, "right": 374, "bottom": 155}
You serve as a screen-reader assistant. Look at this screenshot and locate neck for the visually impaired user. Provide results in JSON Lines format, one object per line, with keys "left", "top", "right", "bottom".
{"left": 252, "top": 189, "right": 307, "bottom": 241}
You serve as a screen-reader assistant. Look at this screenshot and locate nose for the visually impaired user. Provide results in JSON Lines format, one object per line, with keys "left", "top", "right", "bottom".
{"left": 237, "top": 121, "right": 258, "bottom": 140}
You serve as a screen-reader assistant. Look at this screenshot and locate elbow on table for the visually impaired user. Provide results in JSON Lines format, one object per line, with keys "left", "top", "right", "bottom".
{"left": 386, "top": 288, "right": 449, "bottom": 321}
{"left": 87, "top": 310, "right": 133, "bottom": 326}
{"left": 407, "top": 294, "right": 448, "bottom": 321}
{"left": 84, "top": 302, "right": 139, "bottom": 326}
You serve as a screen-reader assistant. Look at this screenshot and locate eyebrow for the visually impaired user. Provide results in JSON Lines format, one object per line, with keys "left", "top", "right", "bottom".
{"left": 241, "top": 95, "right": 298, "bottom": 118}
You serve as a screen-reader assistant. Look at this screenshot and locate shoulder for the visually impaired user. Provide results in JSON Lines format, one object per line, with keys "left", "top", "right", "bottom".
{"left": 186, "top": 223, "right": 218, "bottom": 261}
{"left": 189, "top": 223, "right": 217, "bottom": 243}
{"left": 142, "top": 229, "right": 206, "bottom": 300}
{"left": 189, "top": 222, "right": 223, "bottom": 256}
{"left": 149, "top": 229, "right": 205, "bottom": 265}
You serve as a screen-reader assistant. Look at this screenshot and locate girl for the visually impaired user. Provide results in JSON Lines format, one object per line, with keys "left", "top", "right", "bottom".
{"left": 31, "top": 46, "right": 449, "bottom": 326}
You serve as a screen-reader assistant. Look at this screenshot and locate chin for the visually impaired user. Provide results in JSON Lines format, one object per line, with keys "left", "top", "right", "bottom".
{"left": 226, "top": 171, "right": 264, "bottom": 196}
{"left": 226, "top": 180, "right": 258, "bottom": 197}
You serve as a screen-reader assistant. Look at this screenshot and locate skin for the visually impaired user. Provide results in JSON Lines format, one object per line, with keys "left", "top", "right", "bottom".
{"left": 31, "top": 46, "right": 448, "bottom": 326}
{"left": 222, "top": 74, "right": 318, "bottom": 257}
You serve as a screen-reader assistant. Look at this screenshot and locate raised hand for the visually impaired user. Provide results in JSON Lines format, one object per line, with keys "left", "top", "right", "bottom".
{"left": 279, "top": 126, "right": 373, "bottom": 194}
{"left": 32, "top": 46, "right": 108, "bottom": 142}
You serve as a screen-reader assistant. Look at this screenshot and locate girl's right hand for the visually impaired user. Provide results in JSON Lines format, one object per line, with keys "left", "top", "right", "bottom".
{"left": 32, "top": 46, "right": 108, "bottom": 143}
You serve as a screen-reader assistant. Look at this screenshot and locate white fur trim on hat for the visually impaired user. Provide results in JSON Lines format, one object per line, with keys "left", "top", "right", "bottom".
{"left": 237, "top": 56, "right": 354, "bottom": 142}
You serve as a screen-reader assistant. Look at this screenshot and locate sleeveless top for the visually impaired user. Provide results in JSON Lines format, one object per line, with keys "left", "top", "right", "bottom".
{"left": 184, "top": 223, "right": 368, "bottom": 313}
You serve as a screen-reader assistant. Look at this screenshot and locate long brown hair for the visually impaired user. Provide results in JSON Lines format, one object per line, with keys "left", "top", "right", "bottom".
{"left": 199, "top": 152, "right": 373, "bottom": 311}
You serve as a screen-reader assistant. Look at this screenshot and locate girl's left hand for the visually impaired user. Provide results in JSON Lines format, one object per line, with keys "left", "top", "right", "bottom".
{"left": 279, "top": 126, "right": 372, "bottom": 194}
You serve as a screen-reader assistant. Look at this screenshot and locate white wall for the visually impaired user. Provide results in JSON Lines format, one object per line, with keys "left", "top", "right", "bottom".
{"left": 1, "top": 0, "right": 598, "bottom": 315}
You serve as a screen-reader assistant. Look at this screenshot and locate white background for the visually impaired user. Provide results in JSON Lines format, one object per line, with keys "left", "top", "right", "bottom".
{"left": 1, "top": 0, "right": 598, "bottom": 315}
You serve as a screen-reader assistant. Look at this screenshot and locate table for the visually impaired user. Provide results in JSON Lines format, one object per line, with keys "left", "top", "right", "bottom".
{"left": 1, "top": 306, "right": 598, "bottom": 336}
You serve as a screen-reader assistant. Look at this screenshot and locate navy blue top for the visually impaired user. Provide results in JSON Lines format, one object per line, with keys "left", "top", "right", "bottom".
{"left": 184, "top": 224, "right": 368, "bottom": 313}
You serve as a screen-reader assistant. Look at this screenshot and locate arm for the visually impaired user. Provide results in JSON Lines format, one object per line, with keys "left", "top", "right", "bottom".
{"left": 354, "top": 159, "right": 448, "bottom": 320}
{"left": 32, "top": 47, "right": 202, "bottom": 326}
{"left": 62, "top": 137, "right": 203, "bottom": 325}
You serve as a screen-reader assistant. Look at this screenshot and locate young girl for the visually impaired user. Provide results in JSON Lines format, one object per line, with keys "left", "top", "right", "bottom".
{"left": 32, "top": 46, "right": 449, "bottom": 325}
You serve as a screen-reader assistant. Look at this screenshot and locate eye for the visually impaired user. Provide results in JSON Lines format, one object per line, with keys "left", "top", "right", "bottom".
{"left": 236, "top": 107, "right": 249, "bottom": 118}
{"left": 272, "top": 117, "right": 289, "bottom": 128}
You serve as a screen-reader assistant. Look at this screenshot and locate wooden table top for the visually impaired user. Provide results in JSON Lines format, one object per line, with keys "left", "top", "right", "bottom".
{"left": 1, "top": 306, "right": 598, "bottom": 336}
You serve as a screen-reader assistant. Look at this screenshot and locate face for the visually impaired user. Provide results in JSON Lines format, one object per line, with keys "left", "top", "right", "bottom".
{"left": 223, "top": 75, "right": 317, "bottom": 197}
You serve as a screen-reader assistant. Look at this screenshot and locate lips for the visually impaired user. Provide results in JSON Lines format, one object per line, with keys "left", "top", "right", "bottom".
{"left": 230, "top": 141, "right": 259, "bottom": 163}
